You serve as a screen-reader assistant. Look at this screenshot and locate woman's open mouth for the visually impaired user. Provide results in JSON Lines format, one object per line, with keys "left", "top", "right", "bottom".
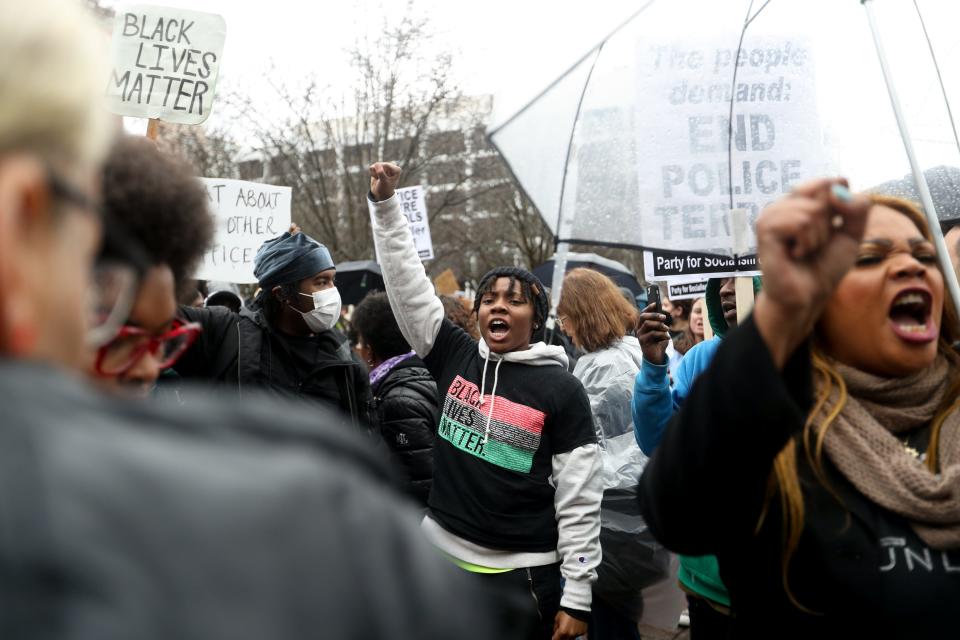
{"left": 888, "top": 288, "right": 937, "bottom": 343}
{"left": 488, "top": 318, "right": 510, "bottom": 340}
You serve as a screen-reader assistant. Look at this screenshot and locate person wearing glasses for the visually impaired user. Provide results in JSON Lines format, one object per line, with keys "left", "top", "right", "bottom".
{"left": 0, "top": 3, "right": 530, "bottom": 636}
{"left": 86, "top": 135, "right": 212, "bottom": 398}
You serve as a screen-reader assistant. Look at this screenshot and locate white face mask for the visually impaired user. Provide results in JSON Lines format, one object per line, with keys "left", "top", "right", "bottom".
{"left": 292, "top": 287, "right": 342, "bottom": 332}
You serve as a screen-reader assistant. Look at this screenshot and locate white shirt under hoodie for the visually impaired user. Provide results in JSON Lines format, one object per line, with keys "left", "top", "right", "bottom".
{"left": 369, "top": 192, "right": 603, "bottom": 613}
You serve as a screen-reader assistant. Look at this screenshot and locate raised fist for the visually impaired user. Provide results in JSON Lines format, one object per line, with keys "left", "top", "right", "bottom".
{"left": 369, "top": 162, "right": 402, "bottom": 202}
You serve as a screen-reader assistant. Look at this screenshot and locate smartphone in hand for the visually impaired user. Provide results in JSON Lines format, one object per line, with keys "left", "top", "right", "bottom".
{"left": 646, "top": 284, "right": 673, "bottom": 326}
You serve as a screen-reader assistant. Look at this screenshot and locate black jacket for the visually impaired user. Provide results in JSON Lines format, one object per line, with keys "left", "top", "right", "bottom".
{"left": 372, "top": 356, "right": 438, "bottom": 505}
{"left": 175, "top": 305, "right": 370, "bottom": 427}
{"left": 639, "top": 317, "right": 959, "bottom": 638}
{"left": 0, "top": 361, "right": 530, "bottom": 639}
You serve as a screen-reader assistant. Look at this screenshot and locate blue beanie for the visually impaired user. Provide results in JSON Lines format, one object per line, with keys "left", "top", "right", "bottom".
{"left": 254, "top": 232, "right": 335, "bottom": 289}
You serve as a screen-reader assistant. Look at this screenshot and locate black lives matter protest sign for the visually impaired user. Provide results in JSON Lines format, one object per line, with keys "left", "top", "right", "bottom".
{"left": 106, "top": 4, "right": 226, "bottom": 124}
{"left": 635, "top": 36, "right": 825, "bottom": 279}
{"left": 196, "top": 179, "right": 292, "bottom": 284}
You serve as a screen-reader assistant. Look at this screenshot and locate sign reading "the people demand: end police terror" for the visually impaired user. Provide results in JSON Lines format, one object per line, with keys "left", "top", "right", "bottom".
{"left": 105, "top": 4, "right": 226, "bottom": 124}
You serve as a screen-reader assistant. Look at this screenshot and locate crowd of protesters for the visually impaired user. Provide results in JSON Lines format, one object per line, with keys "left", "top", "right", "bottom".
{"left": 1, "top": 0, "right": 958, "bottom": 638}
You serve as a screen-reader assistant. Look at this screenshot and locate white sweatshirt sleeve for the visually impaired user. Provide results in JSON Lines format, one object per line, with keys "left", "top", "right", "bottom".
{"left": 368, "top": 193, "right": 445, "bottom": 358}
{"left": 552, "top": 442, "right": 603, "bottom": 612}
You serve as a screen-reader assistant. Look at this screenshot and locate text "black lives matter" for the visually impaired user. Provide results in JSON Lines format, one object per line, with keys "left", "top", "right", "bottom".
{"left": 109, "top": 13, "right": 218, "bottom": 117}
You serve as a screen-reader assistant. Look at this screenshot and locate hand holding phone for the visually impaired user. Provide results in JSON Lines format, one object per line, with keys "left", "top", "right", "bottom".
{"left": 646, "top": 285, "right": 673, "bottom": 327}
{"left": 639, "top": 286, "right": 672, "bottom": 365}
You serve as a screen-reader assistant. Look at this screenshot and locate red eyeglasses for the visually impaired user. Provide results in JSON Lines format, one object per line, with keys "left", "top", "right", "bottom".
{"left": 94, "top": 318, "right": 201, "bottom": 377}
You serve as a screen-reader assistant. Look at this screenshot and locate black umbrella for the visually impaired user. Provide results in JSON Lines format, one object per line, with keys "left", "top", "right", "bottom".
{"left": 336, "top": 261, "right": 384, "bottom": 306}
{"left": 871, "top": 165, "right": 960, "bottom": 227}
{"left": 533, "top": 252, "right": 643, "bottom": 297}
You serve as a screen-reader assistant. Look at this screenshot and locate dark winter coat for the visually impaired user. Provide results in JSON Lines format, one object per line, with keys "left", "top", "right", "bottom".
{"left": 371, "top": 356, "right": 438, "bottom": 505}
{"left": 0, "top": 361, "right": 531, "bottom": 639}
{"left": 175, "top": 305, "right": 370, "bottom": 427}
{"left": 639, "top": 316, "right": 960, "bottom": 638}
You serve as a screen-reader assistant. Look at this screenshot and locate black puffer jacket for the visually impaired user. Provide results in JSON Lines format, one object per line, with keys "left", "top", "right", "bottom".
{"left": 372, "top": 356, "right": 438, "bottom": 505}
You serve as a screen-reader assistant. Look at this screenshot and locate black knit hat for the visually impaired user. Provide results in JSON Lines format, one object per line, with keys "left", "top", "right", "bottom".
{"left": 473, "top": 266, "right": 550, "bottom": 343}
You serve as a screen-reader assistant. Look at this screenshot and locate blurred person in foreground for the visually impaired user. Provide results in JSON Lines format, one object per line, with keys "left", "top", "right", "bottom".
{"left": 369, "top": 162, "right": 602, "bottom": 640}
{"left": 352, "top": 291, "right": 438, "bottom": 506}
{"left": 641, "top": 181, "right": 959, "bottom": 637}
{"left": 87, "top": 135, "right": 212, "bottom": 398}
{"left": 558, "top": 269, "right": 685, "bottom": 638}
{"left": 0, "top": 2, "right": 525, "bottom": 637}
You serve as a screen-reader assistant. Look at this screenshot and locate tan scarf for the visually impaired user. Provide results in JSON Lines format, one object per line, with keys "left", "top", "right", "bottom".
{"left": 818, "top": 356, "right": 960, "bottom": 549}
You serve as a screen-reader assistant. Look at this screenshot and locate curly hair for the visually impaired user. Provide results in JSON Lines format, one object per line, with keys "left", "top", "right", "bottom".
{"left": 441, "top": 295, "right": 479, "bottom": 340}
{"left": 101, "top": 136, "right": 213, "bottom": 295}
{"left": 351, "top": 292, "right": 411, "bottom": 361}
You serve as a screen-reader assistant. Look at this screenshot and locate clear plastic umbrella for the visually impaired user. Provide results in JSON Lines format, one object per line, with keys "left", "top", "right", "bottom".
{"left": 489, "top": 0, "right": 960, "bottom": 318}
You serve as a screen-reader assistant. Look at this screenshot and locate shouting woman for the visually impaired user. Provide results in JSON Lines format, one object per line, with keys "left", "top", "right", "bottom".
{"left": 640, "top": 179, "right": 960, "bottom": 637}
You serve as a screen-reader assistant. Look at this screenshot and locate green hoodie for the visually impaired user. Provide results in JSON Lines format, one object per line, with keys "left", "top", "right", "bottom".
{"left": 704, "top": 276, "right": 763, "bottom": 338}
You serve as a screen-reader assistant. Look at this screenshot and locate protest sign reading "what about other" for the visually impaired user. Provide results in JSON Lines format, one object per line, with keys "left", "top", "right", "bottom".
{"left": 106, "top": 4, "right": 226, "bottom": 124}
{"left": 196, "top": 179, "right": 292, "bottom": 284}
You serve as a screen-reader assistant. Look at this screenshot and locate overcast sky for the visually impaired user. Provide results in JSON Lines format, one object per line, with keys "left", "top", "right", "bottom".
{"left": 105, "top": 0, "right": 960, "bottom": 213}
{"left": 104, "top": 0, "right": 646, "bottom": 133}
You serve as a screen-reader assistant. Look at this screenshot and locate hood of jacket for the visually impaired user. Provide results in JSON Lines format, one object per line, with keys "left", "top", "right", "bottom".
{"left": 572, "top": 336, "right": 647, "bottom": 491}
{"left": 705, "top": 276, "right": 762, "bottom": 338}
{"left": 574, "top": 336, "right": 644, "bottom": 381}
{"left": 240, "top": 304, "right": 268, "bottom": 329}
{"left": 477, "top": 339, "right": 568, "bottom": 368}
{"left": 373, "top": 355, "right": 434, "bottom": 396}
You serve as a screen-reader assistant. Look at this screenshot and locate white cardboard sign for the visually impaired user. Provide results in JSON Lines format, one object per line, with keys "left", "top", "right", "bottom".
{"left": 635, "top": 36, "right": 825, "bottom": 267}
{"left": 106, "top": 4, "right": 226, "bottom": 124}
{"left": 666, "top": 280, "right": 708, "bottom": 301}
{"left": 196, "top": 178, "right": 292, "bottom": 283}
{"left": 370, "top": 185, "right": 434, "bottom": 261}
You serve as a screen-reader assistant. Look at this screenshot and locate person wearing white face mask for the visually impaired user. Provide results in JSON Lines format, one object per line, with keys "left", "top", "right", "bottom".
{"left": 175, "top": 230, "right": 371, "bottom": 427}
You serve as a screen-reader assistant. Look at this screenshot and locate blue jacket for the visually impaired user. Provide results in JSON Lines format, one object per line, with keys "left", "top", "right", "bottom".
{"left": 633, "top": 337, "right": 722, "bottom": 455}
{"left": 631, "top": 277, "right": 759, "bottom": 608}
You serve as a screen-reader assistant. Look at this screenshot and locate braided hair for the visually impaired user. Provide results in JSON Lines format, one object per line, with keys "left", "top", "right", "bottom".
{"left": 473, "top": 267, "right": 549, "bottom": 343}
